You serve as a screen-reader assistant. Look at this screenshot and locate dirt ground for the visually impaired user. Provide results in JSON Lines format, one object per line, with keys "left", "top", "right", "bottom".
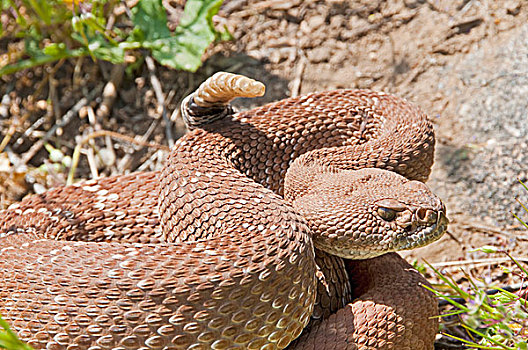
{"left": 1, "top": 0, "right": 528, "bottom": 347}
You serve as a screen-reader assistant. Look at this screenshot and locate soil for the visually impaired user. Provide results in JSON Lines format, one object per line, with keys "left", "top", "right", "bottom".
{"left": 1, "top": 0, "right": 528, "bottom": 347}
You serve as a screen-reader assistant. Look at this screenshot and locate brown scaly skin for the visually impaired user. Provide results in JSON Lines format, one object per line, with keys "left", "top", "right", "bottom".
{"left": 289, "top": 253, "right": 438, "bottom": 350}
{"left": 0, "top": 75, "right": 445, "bottom": 349}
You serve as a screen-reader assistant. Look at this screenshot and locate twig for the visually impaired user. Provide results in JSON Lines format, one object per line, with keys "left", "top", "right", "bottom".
{"left": 104, "top": 134, "right": 117, "bottom": 171}
{"left": 462, "top": 221, "right": 528, "bottom": 240}
{"left": 253, "top": 0, "right": 298, "bottom": 10}
{"left": 425, "top": 0, "right": 445, "bottom": 13}
{"left": 86, "top": 147, "right": 99, "bottom": 180}
{"left": 30, "top": 65, "right": 53, "bottom": 99}
{"left": 0, "top": 115, "right": 25, "bottom": 154}
{"left": 145, "top": 56, "right": 174, "bottom": 147}
{"left": 137, "top": 149, "right": 165, "bottom": 172}
{"left": 3, "top": 61, "right": 60, "bottom": 153}
{"left": 86, "top": 105, "right": 98, "bottom": 128}
{"left": 72, "top": 57, "right": 84, "bottom": 88}
{"left": 16, "top": 85, "right": 103, "bottom": 169}
{"left": 48, "top": 70, "right": 62, "bottom": 121}
{"left": 431, "top": 257, "right": 528, "bottom": 268}
{"left": 434, "top": 336, "right": 465, "bottom": 349}
{"left": 290, "top": 51, "right": 307, "bottom": 98}
{"left": 67, "top": 130, "right": 169, "bottom": 185}
{"left": 445, "top": 230, "right": 462, "bottom": 244}
{"left": 463, "top": 221, "right": 505, "bottom": 235}
{"left": 116, "top": 119, "right": 159, "bottom": 172}
{"left": 21, "top": 116, "right": 46, "bottom": 139}
{"left": 96, "top": 64, "right": 125, "bottom": 119}
{"left": 106, "top": 12, "right": 116, "bottom": 31}
{"left": 46, "top": 60, "right": 66, "bottom": 116}
{"left": 86, "top": 106, "right": 99, "bottom": 179}
{"left": 221, "top": 0, "right": 247, "bottom": 13}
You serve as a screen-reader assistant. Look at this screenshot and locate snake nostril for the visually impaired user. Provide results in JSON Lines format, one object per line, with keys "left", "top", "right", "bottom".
{"left": 416, "top": 208, "right": 438, "bottom": 225}
{"left": 416, "top": 208, "right": 427, "bottom": 221}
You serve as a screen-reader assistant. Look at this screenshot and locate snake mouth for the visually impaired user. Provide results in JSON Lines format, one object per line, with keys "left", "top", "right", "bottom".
{"left": 396, "top": 210, "right": 449, "bottom": 251}
{"left": 311, "top": 211, "right": 449, "bottom": 260}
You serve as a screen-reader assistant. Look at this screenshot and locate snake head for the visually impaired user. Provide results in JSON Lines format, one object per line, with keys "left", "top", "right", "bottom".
{"left": 287, "top": 168, "right": 448, "bottom": 259}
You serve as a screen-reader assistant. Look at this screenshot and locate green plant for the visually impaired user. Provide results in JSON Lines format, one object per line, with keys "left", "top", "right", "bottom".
{"left": 427, "top": 183, "right": 528, "bottom": 349}
{"left": 0, "top": 315, "right": 33, "bottom": 350}
{"left": 426, "top": 249, "right": 528, "bottom": 349}
{"left": 0, "top": 0, "right": 228, "bottom": 76}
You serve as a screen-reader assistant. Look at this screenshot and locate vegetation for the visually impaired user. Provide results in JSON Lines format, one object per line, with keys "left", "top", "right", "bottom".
{"left": 0, "top": 316, "right": 32, "bottom": 350}
{"left": 0, "top": 0, "right": 229, "bottom": 77}
{"left": 427, "top": 183, "right": 528, "bottom": 349}
{"left": 427, "top": 250, "right": 528, "bottom": 349}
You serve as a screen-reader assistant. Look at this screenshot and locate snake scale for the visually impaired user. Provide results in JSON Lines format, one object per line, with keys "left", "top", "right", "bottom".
{"left": 0, "top": 72, "right": 448, "bottom": 349}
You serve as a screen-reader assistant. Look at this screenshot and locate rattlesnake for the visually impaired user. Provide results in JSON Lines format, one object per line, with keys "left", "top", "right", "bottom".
{"left": 0, "top": 72, "right": 447, "bottom": 349}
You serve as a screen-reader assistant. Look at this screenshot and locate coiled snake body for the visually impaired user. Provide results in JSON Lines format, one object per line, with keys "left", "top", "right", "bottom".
{"left": 0, "top": 73, "right": 447, "bottom": 349}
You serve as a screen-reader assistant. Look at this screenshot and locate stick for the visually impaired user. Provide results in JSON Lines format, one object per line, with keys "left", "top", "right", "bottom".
{"left": 431, "top": 257, "right": 528, "bottom": 268}
{"left": 96, "top": 64, "right": 125, "bottom": 119}
{"left": 116, "top": 119, "right": 160, "bottom": 172}
{"left": 145, "top": 56, "right": 174, "bottom": 147}
{"left": 67, "top": 129, "right": 169, "bottom": 185}
{"left": 86, "top": 106, "right": 100, "bottom": 179}
{"left": 0, "top": 117, "right": 19, "bottom": 154}
{"left": 290, "top": 52, "right": 306, "bottom": 98}
{"left": 16, "top": 85, "right": 103, "bottom": 169}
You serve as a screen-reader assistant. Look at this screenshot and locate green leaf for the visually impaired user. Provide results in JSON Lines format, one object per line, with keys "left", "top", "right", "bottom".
{"left": 1, "top": 0, "right": 226, "bottom": 76}
{"left": 411, "top": 259, "right": 427, "bottom": 275}
{"left": 461, "top": 325, "right": 513, "bottom": 349}
{"left": 161, "top": 0, "right": 223, "bottom": 71}
{"left": 0, "top": 48, "right": 86, "bottom": 77}
{"left": 92, "top": 41, "right": 125, "bottom": 64}
{"left": 44, "top": 143, "right": 65, "bottom": 163}
{"left": 24, "top": 36, "right": 41, "bottom": 57}
{"left": 475, "top": 245, "right": 500, "bottom": 254}
{"left": 42, "top": 43, "right": 67, "bottom": 57}
{"left": 93, "top": 45, "right": 124, "bottom": 63}
{"left": 135, "top": 0, "right": 224, "bottom": 72}
{"left": 27, "top": 0, "right": 52, "bottom": 26}
{"left": 0, "top": 315, "right": 33, "bottom": 350}
{"left": 147, "top": 36, "right": 203, "bottom": 71}
{"left": 218, "top": 24, "right": 233, "bottom": 41}
{"left": 131, "top": 0, "right": 171, "bottom": 41}
{"left": 70, "top": 31, "right": 125, "bottom": 64}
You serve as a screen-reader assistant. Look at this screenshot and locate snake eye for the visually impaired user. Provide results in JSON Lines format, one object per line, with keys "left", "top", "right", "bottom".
{"left": 377, "top": 207, "right": 397, "bottom": 221}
